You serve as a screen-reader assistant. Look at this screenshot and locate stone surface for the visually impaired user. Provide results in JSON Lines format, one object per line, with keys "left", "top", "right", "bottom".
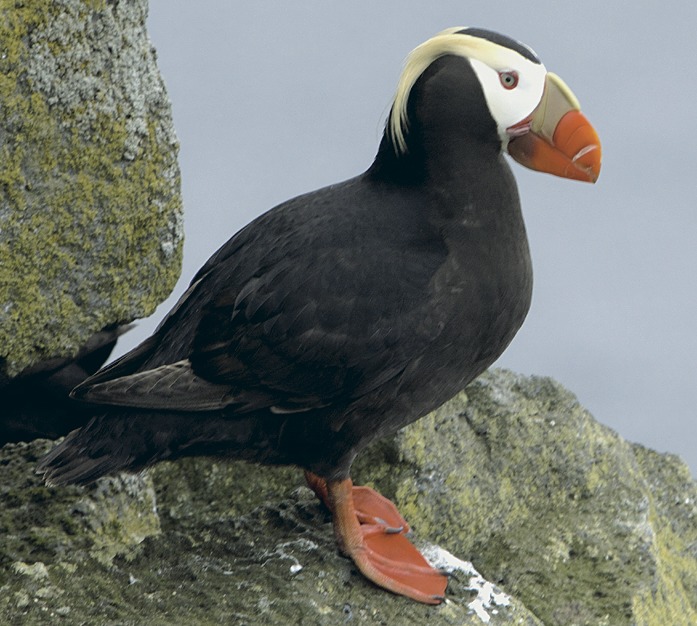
{"left": 0, "top": 440, "right": 538, "bottom": 626}
{"left": 0, "top": 0, "right": 182, "bottom": 379}
{"left": 353, "top": 370, "right": 697, "bottom": 625}
{"left": 1, "top": 370, "right": 696, "bottom": 625}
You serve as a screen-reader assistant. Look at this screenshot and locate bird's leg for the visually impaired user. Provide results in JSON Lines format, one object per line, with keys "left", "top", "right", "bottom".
{"left": 304, "top": 471, "right": 408, "bottom": 532}
{"left": 305, "top": 471, "right": 447, "bottom": 604}
{"left": 304, "top": 470, "right": 330, "bottom": 502}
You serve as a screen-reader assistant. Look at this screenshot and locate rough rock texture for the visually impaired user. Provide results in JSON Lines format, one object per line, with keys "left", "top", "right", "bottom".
{"left": 1, "top": 370, "right": 696, "bottom": 625}
{"left": 354, "top": 370, "right": 697, "bottom": 625}
{"left": 0, "top": 0, "right": 182, "bottom": 379}
{"left": 0, "top": 438, "right": 537, "bottom": 625}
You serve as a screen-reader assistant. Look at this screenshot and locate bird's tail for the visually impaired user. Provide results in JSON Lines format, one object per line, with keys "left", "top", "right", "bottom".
{"left": 36, "top": 410, "right": 282, "bottom": 486}
{"left": 36, "top": 415, "right": 145, "bottom": 486}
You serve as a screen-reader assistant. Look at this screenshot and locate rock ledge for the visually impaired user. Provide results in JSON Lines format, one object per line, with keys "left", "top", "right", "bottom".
{"left": 1, "top": 370, "right": 695, "bottom": 625}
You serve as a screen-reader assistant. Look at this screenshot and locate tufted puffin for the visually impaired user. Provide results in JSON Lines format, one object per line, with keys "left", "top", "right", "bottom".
{"left": 38, "top": 28, "right": 601, "bottom": 604}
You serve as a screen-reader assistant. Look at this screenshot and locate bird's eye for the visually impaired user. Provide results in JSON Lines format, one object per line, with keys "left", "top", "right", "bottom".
{"left": 499, "top": 71, "right": 519, "bottom": 90}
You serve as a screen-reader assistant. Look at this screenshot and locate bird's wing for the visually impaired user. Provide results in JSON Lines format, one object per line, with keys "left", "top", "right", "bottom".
{"left": 186, "top": 223, "right": 448, "bottom": 414}
{"left": 73, "top": 182, "right": 448, "bottom": 414}
{"left": 72, "top": 359, "right": 237, "bottom": 410}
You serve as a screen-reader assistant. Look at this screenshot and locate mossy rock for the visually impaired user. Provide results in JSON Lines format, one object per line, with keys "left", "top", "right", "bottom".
{"left": 0, "top": 0, "right": 182, "bottom": 379}
{"left": 353, "top": 369, "right": 697, "bottom": 625}
{"left": 1, "top": 369, "right": 695, "bottom": 624}
{"left": 1, "top": 441, "right": 537, "bottom": 625}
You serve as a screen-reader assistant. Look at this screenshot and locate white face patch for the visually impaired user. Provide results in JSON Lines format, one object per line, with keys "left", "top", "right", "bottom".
{"left": 468, "top": 56, "right": 547, "bottom": 148}
{"left": 388, "top": 28, "right": 548, "bottom": 154}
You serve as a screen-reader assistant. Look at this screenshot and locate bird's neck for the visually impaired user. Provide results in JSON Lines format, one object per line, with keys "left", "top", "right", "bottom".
{"left": 367, "top": 131, "right": 517, "bottom": 224}
{"left": 370, "top": 128, "right": 502, "bottom": 183}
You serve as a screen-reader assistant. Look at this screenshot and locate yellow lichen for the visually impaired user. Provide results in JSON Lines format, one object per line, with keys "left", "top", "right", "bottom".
{"left": 0, "top": 0, "right": 182, "bottom": 376}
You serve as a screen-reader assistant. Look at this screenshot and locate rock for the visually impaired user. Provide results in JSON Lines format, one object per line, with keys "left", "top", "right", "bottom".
{"left": 0, "top": 439, "right": 160, "bottom": 568}
{"left": 1, "top": 441, "right": 537, "bottom": 625}
{"left": 0, "top": 0, "right": 182, "bottom": 380}
{"left": 353, "top": 369, "right": 697, "bottom": 625}
{"left": 1, "top": 369, "right": 695, "bottom": 625}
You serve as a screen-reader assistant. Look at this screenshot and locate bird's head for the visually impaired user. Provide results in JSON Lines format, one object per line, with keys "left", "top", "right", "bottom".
{"left": 387, "top": 27, "right": 601, "bottom": 183}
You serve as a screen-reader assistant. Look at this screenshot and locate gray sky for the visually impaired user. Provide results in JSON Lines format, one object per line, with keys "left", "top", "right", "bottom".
{"left": 118, "top": 1, "right": 696, "bottom": 475}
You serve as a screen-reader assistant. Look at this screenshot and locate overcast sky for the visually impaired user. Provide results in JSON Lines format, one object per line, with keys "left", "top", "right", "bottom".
{"left": 117, "top": 2, "right": 696, "bottom": 476}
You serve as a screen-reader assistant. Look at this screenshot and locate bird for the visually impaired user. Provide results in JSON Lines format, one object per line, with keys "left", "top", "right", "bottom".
{"left": 38, "top": 27, "right": 601, "bottom": 604}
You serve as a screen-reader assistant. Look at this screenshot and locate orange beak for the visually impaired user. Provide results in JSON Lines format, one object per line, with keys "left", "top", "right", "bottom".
{"left": 507, "top": 72, "right": 601, "bottom": 183}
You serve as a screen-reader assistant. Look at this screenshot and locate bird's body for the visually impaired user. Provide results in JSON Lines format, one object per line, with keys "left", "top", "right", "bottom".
{"left": 48, "top": 135, "right": 531, "bottom": 482}
{"left": 39, "top": 28, "right": 600, "bottom": 603}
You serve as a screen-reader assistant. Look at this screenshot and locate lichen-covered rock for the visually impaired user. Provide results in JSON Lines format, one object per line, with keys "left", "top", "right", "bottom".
{"left": 0, "top": 0, "right": 182, "bottom": 379}
{"left": 0, "top": 439, "right": 159, "bottom": 563}
{"left": 1, "top": 441, "right": 539, "bottom": 625}
{"left": 1, "top": 370, "right": 695, "bottom": 625}
{"left": 353, "top": 369, "right": 697, "bottom": 625}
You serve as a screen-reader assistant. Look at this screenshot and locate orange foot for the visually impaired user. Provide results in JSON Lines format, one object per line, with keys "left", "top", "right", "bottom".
{"left": 305, "top": 471, "right": 447, "bottom": 604}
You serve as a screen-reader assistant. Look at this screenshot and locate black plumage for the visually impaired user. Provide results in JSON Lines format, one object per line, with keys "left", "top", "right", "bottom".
{"left": 40, "top": 55, "right": 531, "bottom": 485}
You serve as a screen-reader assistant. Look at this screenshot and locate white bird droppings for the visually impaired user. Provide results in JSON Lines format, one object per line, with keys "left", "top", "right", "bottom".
{"left": 421, "top": 544, "right": 510, "bottom": 624}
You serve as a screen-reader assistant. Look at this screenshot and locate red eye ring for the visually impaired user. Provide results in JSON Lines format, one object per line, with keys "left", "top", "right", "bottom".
{"left": 499, "top": 70, "right": 519, "bottom": 90}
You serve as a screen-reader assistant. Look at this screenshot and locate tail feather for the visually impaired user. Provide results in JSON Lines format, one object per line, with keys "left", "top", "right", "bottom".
{"left": 36, "top": 410, "right": 284, "bottom": 486}
{"left": 36, "top": 416, "right": 142, "bottom": 486}
{"left": 38, "top": 451, "right": 124, "bottom": 487}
